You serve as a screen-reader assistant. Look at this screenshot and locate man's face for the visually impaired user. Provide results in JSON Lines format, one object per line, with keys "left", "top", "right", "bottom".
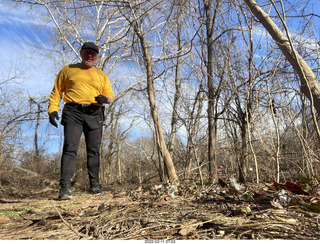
{"left": 80, "top": 49, "right": 99, "bottom": 68}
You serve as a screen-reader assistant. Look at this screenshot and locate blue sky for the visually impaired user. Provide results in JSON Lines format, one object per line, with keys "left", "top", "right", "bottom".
{"left": 1, "top": 0, "right": 319, "bottom": 94}
{"left": 0, "top": 2, "right": 60, "bottom": 154}
{"left": 0, "top": 0, "right": 319, "bottom": 155}
{"left": 0, "top": 2, "right": 54, "bottom": 96}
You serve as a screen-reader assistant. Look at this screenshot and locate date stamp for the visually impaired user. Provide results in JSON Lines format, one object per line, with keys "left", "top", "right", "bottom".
{"left": 144, "top": 240, "right": 176, "bottom": 244}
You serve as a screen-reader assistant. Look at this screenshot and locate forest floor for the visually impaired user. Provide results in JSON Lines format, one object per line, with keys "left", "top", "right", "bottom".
{"left": 0, "top": 177, "right": 320, "bottom": 240}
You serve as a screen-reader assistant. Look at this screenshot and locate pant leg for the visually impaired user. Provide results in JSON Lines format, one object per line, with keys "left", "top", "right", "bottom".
{"left": 60, "top": 107, "right": 84, "bottom": 188}
{"left": 83, "top": 111, "right": 103, "bottom": 187}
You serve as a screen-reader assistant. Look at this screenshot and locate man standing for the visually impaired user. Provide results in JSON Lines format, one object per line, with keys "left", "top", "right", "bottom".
{"left": 48, "top": 42, "right": 113, "bottom": 200}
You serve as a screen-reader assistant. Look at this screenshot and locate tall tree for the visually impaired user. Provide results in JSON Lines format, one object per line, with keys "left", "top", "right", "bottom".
{"left": 244, "top": 0, "right": 320, "bottom": 136}
{"left": 118, "top": 0, "right": 179, "bottom": 183}
{"left": 203, "top": 0, "right": 220, "bottom": 184}
{"left": 167, "top": 1, "right": 183, "bottom": 155}
{"left": 201, "top": 0, "right": 231, "bottom": 183}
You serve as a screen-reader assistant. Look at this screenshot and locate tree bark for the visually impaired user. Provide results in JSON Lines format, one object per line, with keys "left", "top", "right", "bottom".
{"left": 168, "top": 16, "right": 182, "bottom": 155}
{"left": 244, "top": 0, "right": 320, "bottom": 115}
{"left": 131, "top": 8, "right": 179, "bottom": 183}
{"left": 204, "top": 0, "right": 220, "bottom": 184}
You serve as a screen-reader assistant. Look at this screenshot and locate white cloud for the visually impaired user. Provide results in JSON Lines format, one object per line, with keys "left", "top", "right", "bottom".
{"left": 0, "top": 2, "right": 55, "bottom": 96}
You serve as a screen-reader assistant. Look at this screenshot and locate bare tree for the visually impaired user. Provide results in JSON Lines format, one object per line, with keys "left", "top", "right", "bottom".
{"left": 28, "top": 96, "right": 48, "bottom": 157}
{"left": 198, "top": 0, "right": 236, "bottom": 183}
{"left": 117, "top": 0, "right": 179, "bottom": 183}
{"left": 7, "top": 0, "right": 319, "bottom": 188}
{"left": 244, "top": 0, "right": 320, "bottom": 136}
{"left": 166, "top": 2, "right": 184, "bottom": 155}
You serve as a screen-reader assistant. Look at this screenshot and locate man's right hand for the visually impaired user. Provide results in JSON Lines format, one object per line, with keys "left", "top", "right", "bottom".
{"left": 49, "top": 111, "right": 59, "bottom": 127}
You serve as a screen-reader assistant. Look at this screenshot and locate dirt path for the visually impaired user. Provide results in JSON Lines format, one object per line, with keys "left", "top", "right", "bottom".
{"left": 1, "top": 183, "right": 320, "bottom": 240}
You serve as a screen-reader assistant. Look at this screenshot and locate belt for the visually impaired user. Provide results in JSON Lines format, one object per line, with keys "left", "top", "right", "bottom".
{"left": 67, "top": 103, "right": 99, "bottom": 108}
{"left": 66, "top": 103, "right": 101, "bottom": 113}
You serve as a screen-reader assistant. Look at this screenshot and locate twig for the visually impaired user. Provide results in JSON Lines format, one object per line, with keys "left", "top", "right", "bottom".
{"left": 239, "top": 229, "right": 252, "bottom": 239}
{"left": 50, "top": 202, "right": 87, "bottom": 239}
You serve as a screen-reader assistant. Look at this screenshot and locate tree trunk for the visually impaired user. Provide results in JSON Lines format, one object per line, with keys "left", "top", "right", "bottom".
{"left": 239, "top": 122, "right": 248, "bottom": 182}
{"left": 244, "top": 0, "right": 320, "bottom": 115}
{"left": 131, "top": 12, "right": 178, "bottom": 183}
{"left": 34, "top": 102, "right": 40, "bottom": 158}
{"left": 204, "top": 0, "right": 220, "bottom": 184}
{"left": 168, "top": 10, "right": 182, "bottom": 155}
{"left": 185, "top": 86, "right": 205, "bottom": 180}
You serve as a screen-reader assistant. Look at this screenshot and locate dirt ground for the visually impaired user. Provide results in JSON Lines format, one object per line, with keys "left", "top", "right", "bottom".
{"left": 0, "top": 180, "right": 320, "bottom": 240}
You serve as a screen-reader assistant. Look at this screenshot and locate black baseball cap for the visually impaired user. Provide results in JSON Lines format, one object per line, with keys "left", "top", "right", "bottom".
{"left": 81, "top": 42, "right": 99, "bottom": 54}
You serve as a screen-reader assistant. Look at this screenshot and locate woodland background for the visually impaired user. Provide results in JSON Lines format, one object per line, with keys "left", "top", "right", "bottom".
{"left": 0, "top": 0, "right": 320, "bottom": 195}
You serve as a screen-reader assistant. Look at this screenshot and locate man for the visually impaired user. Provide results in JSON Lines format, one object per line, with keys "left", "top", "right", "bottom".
{"left": 48, "top": 42, "right": 113, "bottom": 200}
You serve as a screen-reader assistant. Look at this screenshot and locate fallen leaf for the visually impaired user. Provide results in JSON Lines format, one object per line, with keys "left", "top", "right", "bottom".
{"left": 285, "top": 181, "right": 309, "bottom": 195}
{"left": 291, "top": 197, "right": 302, "bottom": 205}
{"left": 253, "top": 190, "right": 266, "bottom": 202}
{"left": 272, "top": 179, "right": 309, "bottom": 195}
{"left": 239, "top": 192, "right": 254, "bottom": 202}
{"left": 98, "top": 203, "right": 105, "bottom": 211}
{"left": 154, "top": 197, "right": 170, "bottom": 207}
{"left": 298, "top": 174, "right": 313, "bottom": 184}
{"left": 303, "top": 203, "right": 320, "bottom": 212}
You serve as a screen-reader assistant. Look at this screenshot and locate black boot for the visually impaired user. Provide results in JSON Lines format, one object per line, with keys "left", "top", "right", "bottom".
{"left": 58, "top": 187, "right": 72, "bottom": 200}
{"left": 89, "top": 185, "right": 105, "bottom": 196}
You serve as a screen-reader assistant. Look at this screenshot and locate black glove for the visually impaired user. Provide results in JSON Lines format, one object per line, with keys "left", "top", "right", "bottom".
{"left": 95, "top": 95, "right": 108, "bottom": 104}
{"left": 49, "top": 111, "right": 59, "bottom": 128}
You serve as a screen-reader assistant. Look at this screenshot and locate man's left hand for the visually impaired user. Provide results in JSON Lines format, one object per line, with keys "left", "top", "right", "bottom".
{"left": 95, "top": 95, "right": 111, "bottom": 104}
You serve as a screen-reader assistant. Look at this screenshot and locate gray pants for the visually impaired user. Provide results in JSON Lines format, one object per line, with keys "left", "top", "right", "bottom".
{"left": 60, "top": 103, "right": 104, "bottom": 188}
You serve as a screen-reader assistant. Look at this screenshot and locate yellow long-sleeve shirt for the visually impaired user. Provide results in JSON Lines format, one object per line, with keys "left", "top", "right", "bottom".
{"left": 48, "top": 64, "right": 114, "bottom": 115}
